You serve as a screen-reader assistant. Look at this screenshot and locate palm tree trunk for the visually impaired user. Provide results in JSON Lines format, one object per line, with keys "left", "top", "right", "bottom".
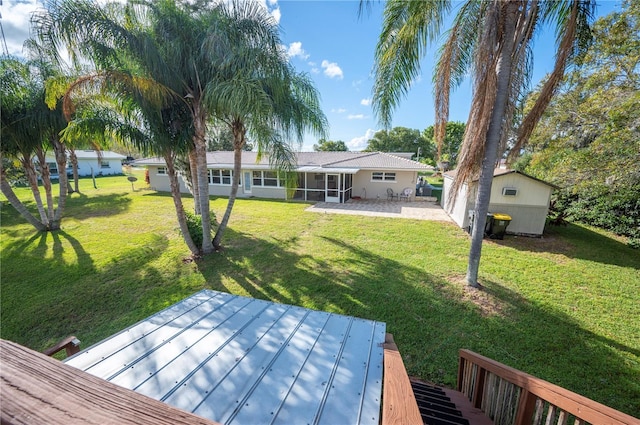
{"left": 213, "top": 129, "right": 243, "bottom": 250}
{"left": 51, "top": 136, "right": 68, "bottom": 230}
{"left": 21, "top": 156, "right": 49, "bottom": 227}
{"left": 165, "top": 153, "right": 200, "bottom": 256}
{"left": 466, "top": 3, "right": 518, "bottom": 287}
{"left": 188, "top": 147, "right": 200, "bottom": 214}
{"left": 69, "top": 148, "right": 79, "bottom": 193}
{"left": 35, "top": 147, "right": 55, "bottom": 221}
{"left": 0, "top": 157, "right": 47, "bottom": 232}
{"left": 192, "top": 101, "right": 214, "bottom": 254}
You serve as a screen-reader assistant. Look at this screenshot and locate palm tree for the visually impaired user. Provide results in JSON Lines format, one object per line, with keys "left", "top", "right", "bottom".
{"left": 33, "top": 0, "right": 214, "bottom": 252}
{"left": 35, "top": 0, "right": 327, "bottom": 254}
{"left": 1, "top": 56, "right": 69, "bottom": 231}
{"left": 371, "top": 0, "right": 595, "bottom": 287}
{"left": 200, "top": 1, "right": 328, "bottom": 250}
{"left": 62, "top": 85, "right": 202, "bottom": 256}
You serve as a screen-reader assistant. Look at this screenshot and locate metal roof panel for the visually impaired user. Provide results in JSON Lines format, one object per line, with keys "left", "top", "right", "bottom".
{"left": 65, "top": 290, "right": 385, "bottom": 425}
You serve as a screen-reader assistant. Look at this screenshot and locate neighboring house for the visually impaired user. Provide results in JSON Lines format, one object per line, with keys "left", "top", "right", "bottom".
{"left": 442, "top": 168, "right": 556, "bottom": 237}
{"left": 43, "top": 150, "right": 126, "bottom": 178}
{"left": 136, "top": 151, "right": 431, "bottom": 203}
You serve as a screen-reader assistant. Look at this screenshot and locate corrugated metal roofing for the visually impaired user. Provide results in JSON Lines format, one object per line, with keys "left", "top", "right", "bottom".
{"left": 65, "top": 290, "right": 386, "bottom": 425}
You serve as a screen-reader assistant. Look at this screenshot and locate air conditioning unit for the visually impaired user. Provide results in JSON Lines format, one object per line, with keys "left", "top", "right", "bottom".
{"left": 502, "top": 187, "right": 518, "bottom": 196}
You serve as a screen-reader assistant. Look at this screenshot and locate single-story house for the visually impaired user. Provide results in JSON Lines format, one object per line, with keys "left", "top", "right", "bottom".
{"left": 43, "top": 150, "right": 126, "bottom": 178}
{"left": 442, "top": 168, "right": 556, "bottom": 237}
{"left": 136, "top": 151, "right": 431, "bottom": 203}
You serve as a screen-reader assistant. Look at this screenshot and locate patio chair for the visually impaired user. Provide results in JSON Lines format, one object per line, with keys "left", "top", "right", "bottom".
{"left": 399, "top": 187, "right": 412, "bottom": 201}
{"left": 387, "top": 188, "right": 399, "bottom": 201}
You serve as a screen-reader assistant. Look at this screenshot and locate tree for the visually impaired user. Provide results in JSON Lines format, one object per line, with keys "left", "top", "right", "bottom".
{"left": 371, "top": 0, "right": 595, "bottom": 286}
{"left": 34, "top": 0, "right": 326, "bottom": 254}
{"left": 207, "top": 125, "right": 253, "bottom": 152}
{"left": 422, "top": 121, "right": 465, "bottom": 166}
{"left": 364, "top": 126, "right": 433, "bottom": 159}
{"left": 523, "top": 0, "right": 640, "bottom": 244}
{"left": 59, "top": 80, "right": 202, "bottom": 256}
{"left": 35, "top": 0, "right": 214, "bottom": 253}
{"left": 1, "top": 56, "right": 69, "bottom": 232}
{"left": 313, "top": 139, "right": 348, "bottom": 151}
{"left": 207, "top": 1, "right": 327, "bottom": 250}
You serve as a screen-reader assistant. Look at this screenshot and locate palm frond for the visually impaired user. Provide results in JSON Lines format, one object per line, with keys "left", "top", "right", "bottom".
{"left": 434, "top": 0, "right": 486, "bottom": 160}
{"left": 373, "top": 0, "right": 451, "bottom": 128}
{"left": 512, "top": 0, "right": 596, "bottom": 161}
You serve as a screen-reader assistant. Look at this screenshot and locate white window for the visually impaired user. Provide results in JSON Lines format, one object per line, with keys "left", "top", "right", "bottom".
{"left": 253, "top": 171, "right": 262, "bottom": 186}
{"left": 263, "top": 171, "right": 279, "bottom": 187}
{"left": 372, "top": 172, "right": 396, "bottom": 182}
{"left": 209, "top": 169, "right": 233, "bottom": 185}
{"left": 100, "top": 160, "right": 110, "bottom": 169}
{"left": 252, "top": 171, "right": 282, "bottom": 187}
{"left": 157, "top": 166, "right": 167, "bottom": 175}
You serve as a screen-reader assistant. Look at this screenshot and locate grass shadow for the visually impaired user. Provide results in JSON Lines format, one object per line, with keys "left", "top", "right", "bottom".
{"left": 0, "top": 231, "right": 170, "bottom": 353}
{"left": 495, "top": 223, "right": 639, "bottom": 269}
{"left": 64, "top": 192, "right": 133, "bottom": 220}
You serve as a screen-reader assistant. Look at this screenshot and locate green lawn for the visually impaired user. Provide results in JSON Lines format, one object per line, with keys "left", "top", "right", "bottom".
{"left": 1, "top": 173, "right": 639, "bottom": 418}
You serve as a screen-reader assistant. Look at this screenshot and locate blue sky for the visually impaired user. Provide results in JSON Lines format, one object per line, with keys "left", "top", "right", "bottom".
{"left": 2, "top": 0, "right": 623, "bottom": 151}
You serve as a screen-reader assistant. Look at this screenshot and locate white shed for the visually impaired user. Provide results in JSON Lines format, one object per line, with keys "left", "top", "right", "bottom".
{"left": 442, "top": 169, "right": 556, "bottom": 237}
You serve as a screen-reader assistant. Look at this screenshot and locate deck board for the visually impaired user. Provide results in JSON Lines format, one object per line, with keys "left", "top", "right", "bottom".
{"left": 0, "top": 339, "right": 220, "bottom": 425}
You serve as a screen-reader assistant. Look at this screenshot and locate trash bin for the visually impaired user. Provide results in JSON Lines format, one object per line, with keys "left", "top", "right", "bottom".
{"left": 431, "top": 187, "right": 442, "bottom": 203}
{"left": 487, "top": 213, "right": 511, "bottom": 239}
{"left": 468, "top": 210, "right": 494, "bottom": 235}
{"left": 469, "top": 211, "right": 511, "bottom": 238}
{"left": 484, "top": 213, "right": 494, "bottom": 236}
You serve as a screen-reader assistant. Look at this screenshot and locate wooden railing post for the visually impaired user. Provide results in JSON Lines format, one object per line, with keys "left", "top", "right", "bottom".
{"left": 472, "top": 367, "right": 486, "bottom": 409}
{"left": 42, "top": 336, "right": 81, "bottom": 358}
{"left": 514, "top": 386, "right": 538, "bottom": 424}
{"left": 457, "top": 355, "right": 466, "bottom": 392}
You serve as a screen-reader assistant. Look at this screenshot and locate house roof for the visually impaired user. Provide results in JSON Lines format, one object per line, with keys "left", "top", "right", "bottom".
{"left": 74, "top": 150, "right": 126, "bottom": 159}
{"left": 135, "top": 151, "right": 431, "bottom": 172}
{"left": 444, "top": 168, "right": 556, "bottom": 188}
{"left": 64, "top": 289, "right": 386, "bottom": 425}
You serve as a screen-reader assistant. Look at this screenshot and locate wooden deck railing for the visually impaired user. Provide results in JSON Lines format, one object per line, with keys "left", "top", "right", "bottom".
{"left": 42, "top": 335, "right": 81, "bottom": 358}
{"left": 457, "top": 349, "right": 639, "bottom": 425}
{"left": 382, "top": 333, "right": 423, "bottom": 425}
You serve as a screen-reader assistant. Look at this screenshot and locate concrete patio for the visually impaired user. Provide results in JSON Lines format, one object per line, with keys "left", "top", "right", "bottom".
{"left": 306, "top": 198, "right": 454, "bottom": 222}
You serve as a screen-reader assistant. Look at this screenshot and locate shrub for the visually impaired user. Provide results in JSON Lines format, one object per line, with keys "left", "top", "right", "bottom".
{"left": 183, "top": 210, "right": 217, "bottom": 248}
{"left": 550, "top": 185, "right": 640, "bottom": 248}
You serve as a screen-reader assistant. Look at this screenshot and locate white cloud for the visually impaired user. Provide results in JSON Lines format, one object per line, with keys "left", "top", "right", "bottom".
{"left": 310, "top": 67, "right": 320, "bottom": 74}
{"left": 2, "top": 0, "right": 39, "bottom": 56}
{"left": 331, "top": 108, "right": 347, "bottom": 114}
{"left": 257, "top": 0, "right": 280, "bottom": 23}
{"left": 286, "top": 42, "right": 309, "bottom": 60}
{"left": 270, "top": 6, "right": 281, "bottom": 24}
{"left": 360, "top": 98, "right": 371, "bottom": 106}
{"left": 321, "top": 60, "right": 343, "bottom": 79}
{"left": 347, "top": 114, "right": 367, "bottom": 120}
{"left": 348, "top": 129, "right": 376, "bottom": 151}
